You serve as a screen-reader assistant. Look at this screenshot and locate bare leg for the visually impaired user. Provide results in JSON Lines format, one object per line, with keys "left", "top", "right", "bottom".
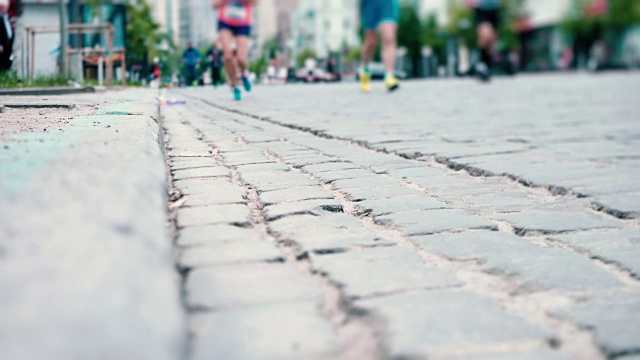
{"left": 362, "top": 30, "right": 378, "bottom": 68}
{"left": 380, "top": 22, "right": 397, "bottom": 74}
{"left": 235, "top": 35, "right": 250, "bottom": 75}
{"left": 219, "top": 29, "right": 238, "bottom": 87}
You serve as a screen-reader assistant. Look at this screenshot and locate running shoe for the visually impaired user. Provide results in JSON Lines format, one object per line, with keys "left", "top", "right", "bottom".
{"left": 233, "top": 87, "right": 242, "bottom": 101}
{"left": 359, "top": 70, "right": 371, "bottom": 93}
{"left": 242, "top": 77, "right": 252, "bottom": 92}
{"left": 384, "top": 74, "right": 400, "bottom": 92}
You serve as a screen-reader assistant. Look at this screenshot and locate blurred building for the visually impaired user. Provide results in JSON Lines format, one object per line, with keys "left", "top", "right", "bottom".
{"left": 15, "top": 0, "right": 66, "bottom": 77}
{"left": 149, "top": 0, "right": 180, "bottom": 45}
{"left": 178, "top": 0, "right": 216, "bottom": 47}
{"left": 289, "top": 0, "right": 359, "bottom": 65}
{"left": 274, "top": 0, "right": 298, "bottom": 66}
{"left": 255, "top": 0, "right": 278, "bottom": 55}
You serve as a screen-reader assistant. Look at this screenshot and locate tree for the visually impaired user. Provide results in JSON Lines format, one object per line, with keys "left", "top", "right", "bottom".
{"left": 563, "top": 0, "right": 640, "bottom": 38}
{"left": 344, "top": 47, "right": 361, "bottom": 64}
{"left": 126, "top": 0, "right": 161, "bottom": 65}
{"left": 422, "top": 13, "right": 446, "bottom": 64}
{"left": 397, "top": 3, "right": 423, "bottom": 77}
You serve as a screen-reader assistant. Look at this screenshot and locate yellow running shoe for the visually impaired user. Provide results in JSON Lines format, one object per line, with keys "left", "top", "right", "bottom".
{"left": 384, "top": 74, "right": 400, "bottom": 92}
{"left": 359, "top": 70, "right": 371, "bottom": 93}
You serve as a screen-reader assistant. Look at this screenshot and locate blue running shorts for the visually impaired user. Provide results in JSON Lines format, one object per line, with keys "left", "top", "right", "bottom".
{"left": 361, "top": 0, "right": 399, "bottom": 31}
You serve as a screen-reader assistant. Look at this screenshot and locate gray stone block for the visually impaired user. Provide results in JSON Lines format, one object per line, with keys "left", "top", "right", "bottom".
{"left": 594, "top": 193, "right": 640, "bottom": 218}
{"left": 182, "top": 188, "right": 246, "bottom": 206}
{"left": 172, "top": 167, "right": 230, "bottom": 180}
{"left": 263, "top": 199, "right": 343, "bottom": 220}
{"left": 235, "top": 162, "right": 291, "bottom": 173}
{"left": 176, "top": 224, "right": 261, "bottom": 247}
{"left": 285, "top": 157, "right": 342, "bottom": 168}
{"left": 269, "top": 214, "right": 394, "bottom": 252}
{"left": 178, "top": 240, "right": 282, "bottom": 268}
{"left": 241, "top": 171, "right": 318, "bottom": 191}
{"left": 177, "top": 204, "right": 251, "bottom": 227}
{"left": 414, "top": 231, "right": 623, "bottom": 292}
{"left": 354, "top": 196, "right": 449, "bottom": 217}
{"left": 173, "top": 178, "right": 236, "bottom": 195}
{"left": 190, "top": 302, "right": 340, "bottom": 360}
{"left": 497, "top": 211, "right": 623, "bottom": 234}
{"left": 553, "top": 294, "right": 640, "bottom": 356}
{"left": 186, "top": 263, "right": 323, "bottom": 309}
{"left": 302, "top": 162, "right": 361, "bottom": 173}
{"left": 357, "top": 290, "right": 550, "bottom": 358}
{"left": 170, "top": 157, "right": 221, "bottom": 171}
{"left": 386, "top": 166, "right": 449, "bottom": 179}
{"left": 331, "top": 176, "right": 399, "bottom": 189}
{"left": 259, "top": 186, "right": 333, "bottom": 205}
{"left": 341, "top": 185, "right": 425, "bottom": 202}
{"left": 311, "top": 246, "right": 462, "bottom": 298}
{"left": 376, "top": 209, "right": 496, "bottom": 236}
{"left": 313, "top": 169, "right": 376, "bottom": 183}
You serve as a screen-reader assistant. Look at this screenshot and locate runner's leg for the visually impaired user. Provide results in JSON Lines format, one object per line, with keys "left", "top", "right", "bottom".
{"left": 219, "top": 29, "right": 238, "bottom": 87}
{"left": 380, "top": 22, "right": 397, "bottom": 75}
{"left": 235, "top": 35, "right": 252, "bottom": 92}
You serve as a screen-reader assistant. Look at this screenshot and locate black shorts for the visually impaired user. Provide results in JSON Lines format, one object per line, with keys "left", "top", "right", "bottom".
{"left": 474, "top": 8, "right": 499, "bottom": 28}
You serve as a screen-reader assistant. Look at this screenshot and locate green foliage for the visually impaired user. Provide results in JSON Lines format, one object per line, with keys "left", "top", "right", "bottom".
{"left": 500, "top": 0, "right": 526, "bottom": 49}
{"left": 296, "top": 49, "right": 317, "bottom": 68}
{"left": 447, "top": 1, "right": 476, "bottom": 47}
{"left": 0, "top": 70, "right": 72, "bottom": 88}
{"left": 422, "top": 13, "right": 446, "bottom": 63}
{"left": 398, "top": 4, "right": 424, "bottom": 76}
{"left": 344, "top": 47, "right": 362, "bottom": 64}
{"left": 249, "top": 57, "right": 268, "bottom": 75}
{"left": 126, "top": 0, "right": 162, "bottom": 64}
{"left": 263, "top": 37, "right": 278, "bottom": 60}
{"left": 0, "top": 70, "right": 20, "bottom": 88}
{"left": 562, "top": 0, "right": 640, "bottom": 38}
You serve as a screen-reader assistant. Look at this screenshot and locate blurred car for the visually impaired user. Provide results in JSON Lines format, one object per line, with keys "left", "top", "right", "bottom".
{"left": 295, "top": 68, "right": 333, "bottom": 83}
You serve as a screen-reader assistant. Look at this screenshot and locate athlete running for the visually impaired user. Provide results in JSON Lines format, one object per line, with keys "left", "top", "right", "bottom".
{"left": 359, "top": 0, "right": 400, "bottom": 93}
{"left": 212, "top": 0, "right": 256, "bottom": 101}
{"left": 467, "top": 0, "right": 500, "bottom": 82}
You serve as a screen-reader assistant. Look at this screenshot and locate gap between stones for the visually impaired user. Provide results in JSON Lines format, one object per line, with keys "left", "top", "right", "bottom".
{"left": 174, "top": 118, "right": 387, "bottom": 359}
{"left": 232, "top": 136, "right": 387, "bottom": 360}
{"left": 182, "top": 95, "right": 618, "bottom": 359}
{"left": 192, "top": 97, "right": 634, "bottom": 221}
{"left": 257, "top": 141, "right": 603, "bottom": 360}
{"left": 191, "top": 96, "right": 639, "bottom": 289}
{"left": 158, "top": 112, "right": 198, "bottom": 360}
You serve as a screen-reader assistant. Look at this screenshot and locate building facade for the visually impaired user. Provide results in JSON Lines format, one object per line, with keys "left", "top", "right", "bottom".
{"left": 150, "top": 0, "right": 180, "bottom": 45}
{"left": 290, "top": 0, "right": 359, "bottom": 62}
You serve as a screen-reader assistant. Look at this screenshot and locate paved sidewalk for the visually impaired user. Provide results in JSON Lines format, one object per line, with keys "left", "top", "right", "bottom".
{"left": 0, "top": 90, "right": 184, "bottom": 360}
{"left": 165, "top": 73, "right": 639, "bottom": 360}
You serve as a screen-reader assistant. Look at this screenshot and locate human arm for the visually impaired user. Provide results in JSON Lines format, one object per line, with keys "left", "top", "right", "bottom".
{"left": 212, "top": 0, "right": 224, "bottom": 9}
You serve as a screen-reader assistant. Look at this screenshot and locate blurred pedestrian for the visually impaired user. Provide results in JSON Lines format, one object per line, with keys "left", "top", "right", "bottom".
{"left": 150, "top": 56, "right": 161, "bottom": 89}
{"left": 182, "top": 42, "right": 202, "bottom": 87}
{"left": 467, "top": 0, "right": 500, "bottom": 82}
{"left": 359, "top": 0, "right": 400, "bottom": 92}
{"left": 213, "top": 0, "right": 257, "bottom": 101}
{"left": 0, "top": 0, "right": 13, "bottom": 71}
{"left": 304, "top": 56, "right": 316, "bottom": 82}
{"left": 206, "top": 40, "right": 224, "bottom": 87}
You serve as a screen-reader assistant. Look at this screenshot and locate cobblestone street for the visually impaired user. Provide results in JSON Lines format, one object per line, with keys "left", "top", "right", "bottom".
{"left": 1, "top": 73, "right": 639, "bottom": 360}
{"left": 162, "top": 73, "right": 640, "bottom": 360}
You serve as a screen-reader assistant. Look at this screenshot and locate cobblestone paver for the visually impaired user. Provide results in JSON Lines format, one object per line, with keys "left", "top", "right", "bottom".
{"left": 163, "top": 74, "right": 640, "bottom": 360}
